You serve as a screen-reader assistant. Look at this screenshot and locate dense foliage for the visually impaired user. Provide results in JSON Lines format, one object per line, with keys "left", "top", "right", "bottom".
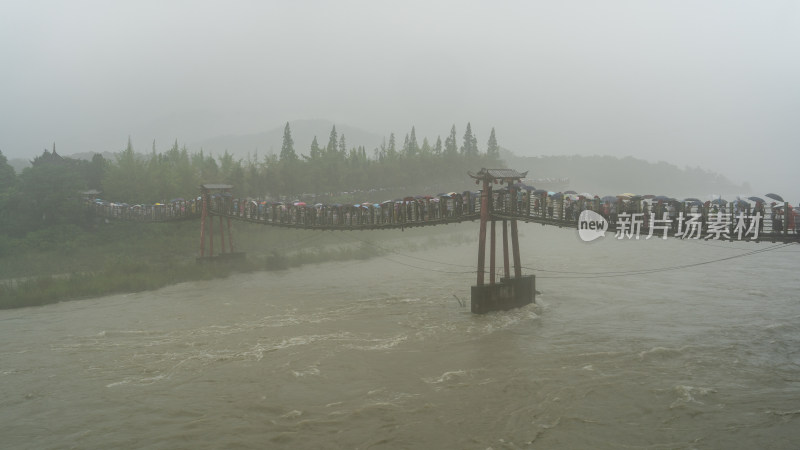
{"left": 0, "top": 123, "right": 500, "bottom": 237}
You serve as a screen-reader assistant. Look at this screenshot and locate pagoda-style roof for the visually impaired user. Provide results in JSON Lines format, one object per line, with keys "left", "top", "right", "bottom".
{"left": 468, "top": 168, "right": 528, "bottom": 183}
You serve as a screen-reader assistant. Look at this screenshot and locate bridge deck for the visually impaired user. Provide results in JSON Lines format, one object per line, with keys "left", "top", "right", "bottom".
{"left": 86, "top": 188, "right": 800, "bottom": 244}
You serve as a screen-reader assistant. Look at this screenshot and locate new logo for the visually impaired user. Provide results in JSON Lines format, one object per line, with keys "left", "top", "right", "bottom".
{"left": 578, "top": 210, "right": 608, "bottom": 242}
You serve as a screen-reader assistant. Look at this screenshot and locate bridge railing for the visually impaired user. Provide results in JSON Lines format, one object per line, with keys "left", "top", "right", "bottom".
{"left": 489, "top": 189, "right": 798, "bottom": 239}
{"left": 85, "top": 197, "right": 201, "bottom": 222}
{"left": 85, "top": 189, "right": 798, "bottom": 240}
{"left": 206, "top": 191, "right": 483, "bottom": 229}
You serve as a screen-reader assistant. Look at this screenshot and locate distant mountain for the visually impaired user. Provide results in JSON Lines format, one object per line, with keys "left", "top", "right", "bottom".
{"left": 65, "top": 151, "right": 118, "bottom": 162}
{"left": 8, "top": 158, "right": 31, "bottom": 174}
{"left": 500, "top": 149, "right": 751, "bottom": 199}
{"left": 192, "top": 119, "right": 385, "bottom": 159}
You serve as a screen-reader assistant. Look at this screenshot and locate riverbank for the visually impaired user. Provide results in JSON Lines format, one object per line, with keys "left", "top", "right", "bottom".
{"left": 0, "top": 219, "right": 474, "bottom": 309}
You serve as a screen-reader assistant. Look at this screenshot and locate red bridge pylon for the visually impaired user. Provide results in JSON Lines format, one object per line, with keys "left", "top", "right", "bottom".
{"left": 198, "top": 184, "right": 238, "bottom": 260}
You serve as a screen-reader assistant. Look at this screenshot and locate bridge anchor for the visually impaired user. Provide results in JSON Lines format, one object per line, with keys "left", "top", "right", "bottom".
{"left": 468, "top": 168, "right": 535, "bottom": 314}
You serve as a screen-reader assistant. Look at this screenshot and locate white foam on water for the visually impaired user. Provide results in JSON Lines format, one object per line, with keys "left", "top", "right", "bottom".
{"left": 670, "top": 385, "right": 717, "bottom": 408}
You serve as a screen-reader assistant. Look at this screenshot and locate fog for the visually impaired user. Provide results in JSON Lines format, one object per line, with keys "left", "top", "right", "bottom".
{"left": 1, "top": 1, "right": 799, "bottom": 198}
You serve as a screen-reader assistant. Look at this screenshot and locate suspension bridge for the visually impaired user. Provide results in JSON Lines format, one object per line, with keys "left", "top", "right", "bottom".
{"left": 86, "top": 168, "right": 799, "bottom": 313}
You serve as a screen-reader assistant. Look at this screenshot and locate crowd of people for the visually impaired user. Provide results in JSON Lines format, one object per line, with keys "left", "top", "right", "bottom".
{"left": 85, "top": 185, "right": 798, "bottom": 236}
{"left": 86, "top": 197, "right": 201, "bottom": 221}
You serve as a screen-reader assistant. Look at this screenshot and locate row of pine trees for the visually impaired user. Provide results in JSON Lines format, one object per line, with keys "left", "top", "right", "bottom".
{"left": 0, "top": 123, "right": 502, "bottom": 237}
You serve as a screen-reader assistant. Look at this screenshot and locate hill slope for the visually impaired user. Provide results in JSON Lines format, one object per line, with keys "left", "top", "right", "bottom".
{"left": 500, "top": 150, "right": 750, "bottom": 198}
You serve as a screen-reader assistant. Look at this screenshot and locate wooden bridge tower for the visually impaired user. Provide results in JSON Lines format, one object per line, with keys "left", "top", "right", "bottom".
{"left": 468, "top": 168, "right": 536, "bottom": 314}
{"left": 198, "top": 184, "right": 239, "bottom": 260}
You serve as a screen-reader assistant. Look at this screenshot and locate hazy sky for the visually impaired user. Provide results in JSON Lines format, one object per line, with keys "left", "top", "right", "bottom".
{"left": 2, "top": 1, "right": 799, "bottom": 197}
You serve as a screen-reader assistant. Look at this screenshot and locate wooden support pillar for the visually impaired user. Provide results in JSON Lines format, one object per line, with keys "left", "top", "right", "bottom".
{"left": 218, "top": 215, "right": 226, "bottom": 254}
{"left": 784, "top": 202, "right": 789, "bottom": 237}
{"left": 511, "top": 219, "right": 522, "bottom": 278}
{"left": 199, "top": 192, "right": 208, "bottom": 257}
{"left": 476, "top": 179, "right": 491, "bottom": 286}
{"left": 508, "top": 182, "right": 521, "bottom": 278}
{"left": 502, "top": 219, "right": 510, "bottom": 279}
{"left": 490, "top": 220, "right": 496, "bottom": 285}
{"left": 227, "top": 218, "right": 234, "bottom": 252}
{"left": 209, "top": 207, "right": 214, "bottom": 257}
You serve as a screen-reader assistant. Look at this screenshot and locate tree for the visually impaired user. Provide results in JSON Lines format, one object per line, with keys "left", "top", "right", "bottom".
{"left": 486, "top": 127, "right": 499, "bottom": 158}
{"left": 444, "top": 125, "right": 458, "bottom": 157}
{"left": 387, "top": 133, "right": 397, "bottom": 160}
{"left": 0, "top": 149, "right": 16, "bottom": 193}
{"left": 408, "top": 126, "right": 419, "bottom": 157}
{"left": 461, "top": 122, "right": 478, "bottom": 157}
{"left": 326, "top": 125, "right": 338, "bottom": 154}
{"left": 420, "top": 137, "right": 432, "bottom": 156}
{"left": 86, "top": 153, "right": 107, "bottom": 191}
{"left": 103, "top": 137, "right": 146, "bottom": 202}
{"left": 14, "top": 150, "right": 86, "bottom": 232}
{"left": 308, "top": 136, "right": 321, "bottom": 160}
{"left": 434, "top": 136, "right": 443, "bottom": 156}
{"left": 280, "top": 122, "right": 297, "bottom": 161}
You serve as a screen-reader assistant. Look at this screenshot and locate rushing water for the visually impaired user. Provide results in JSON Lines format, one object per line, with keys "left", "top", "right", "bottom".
{"left": 2, "top": 224, "right": 799, "bottom": 449}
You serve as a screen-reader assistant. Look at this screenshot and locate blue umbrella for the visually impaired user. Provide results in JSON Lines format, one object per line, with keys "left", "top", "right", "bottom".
{"left": 765, "top": 193, "right": 784, "bottom": 202}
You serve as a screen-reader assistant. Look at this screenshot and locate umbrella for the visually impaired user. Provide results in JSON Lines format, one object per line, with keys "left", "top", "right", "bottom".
{"left": 551, "top": 192, "right": 564, "bottom": 199}
{"left": 653, "top": 195, "right": 670, "bottom": 201}
{"left": 564, "top": 190, "right": 578, "bottom": 195}
{"left": 684, "top": 198, "right": 702, "bottom": 203}
{"left": 533, "top": 189, "right": 548, "bottom": 195}
{"left": 294, "top": 201, "right": 306, "bottom": 206}
{"left": 710, "top": 198, "right": 727, "bottom": 205}
{"left": 642, "top": 194, "right": 655, "bottom": 199}
{"left": 747, "top": 196, "right": 765, "bottom": 203}
{"left": 601, "top": 195, "right": 617, "bottom": 202}
{"left": 765, "top": 193, "right": 784, "bottom": 202}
